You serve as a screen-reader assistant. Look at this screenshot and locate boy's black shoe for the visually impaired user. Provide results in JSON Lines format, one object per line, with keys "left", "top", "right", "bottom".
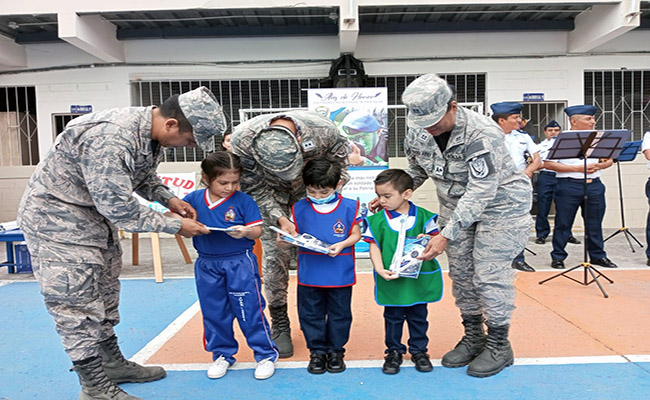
{"left": 411, "top": 352, "right": 433, "bottom": 372}
{"left": 382, "top": 350, "right": 402, "bottom": 375}
{"left": 326, "top": 352, "right": 346, "bottom": 373}
{"left": 307, "top": 354, "right": 327, "bottom": 375}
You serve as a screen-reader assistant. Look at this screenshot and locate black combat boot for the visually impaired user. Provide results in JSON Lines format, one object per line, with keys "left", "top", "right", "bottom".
{"left": 72, "top": 356, "right": 142, "bottom": 400}
{"left": 269, "top": 304, "right": 294, "bottom": 358}
{"left": 467, "top": 323, "right": 514, "bottom": 377}
{"left": 441, "top": 314, "right": 487, "bottom": 368}
{"left": 99, "top": 335, "right": 166, "bottom": 383}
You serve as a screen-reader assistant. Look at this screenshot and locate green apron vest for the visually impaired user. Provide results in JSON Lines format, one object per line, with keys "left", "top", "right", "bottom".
{"left": 367, "top": 207, "right": 443, "bottom": 306}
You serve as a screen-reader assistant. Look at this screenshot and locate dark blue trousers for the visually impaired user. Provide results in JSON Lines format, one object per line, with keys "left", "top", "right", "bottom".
{"left": 297, "top": 285, "right": 352, "bottom": 355}
{"left": 535, "top": 171, "right": 557, "bottom": 239}
{"left": 551, "top": 178, "right": 607, "bottom": 261}
{"left": 645, "top": 178, "right": 650, "bottom": 259}
{"left": 195, "top": 251, "right": 278, "bottom": 364}
{"left": 383, "top": 303, "right": 428, "bottom": 355}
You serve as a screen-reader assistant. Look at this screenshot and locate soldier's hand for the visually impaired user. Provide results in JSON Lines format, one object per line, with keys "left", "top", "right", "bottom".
{"left": 178, "top": 218, "right": 210, "bottom": 238}
{"left": 168, "top": 198, "right": 197, "bottom": 220}
{"left": 418, "top": 234, "right": 448, "bottom": 261}
{"left": 368, "top": 197, "right": 382, "bottom": 213}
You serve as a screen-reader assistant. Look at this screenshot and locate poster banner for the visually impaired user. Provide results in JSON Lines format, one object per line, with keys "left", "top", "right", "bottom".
{"left": 308, "top": 88, "right": 389, "bottom": 167}
{"left": 134, "top": 172, "right": 197, "bottom": 213}
{"left": 308, "top": 88, "right": 390, "bottom": 255}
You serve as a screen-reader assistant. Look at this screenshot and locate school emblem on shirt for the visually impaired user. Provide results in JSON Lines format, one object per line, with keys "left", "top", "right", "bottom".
{"left": 469, "top": 155, "right": 491, "bottom": 179}
{"left": 224, "top": 207, "right": 236, "bottom": 222}
{"left": 333, "top": 219, "right": 346, "bottom": 236}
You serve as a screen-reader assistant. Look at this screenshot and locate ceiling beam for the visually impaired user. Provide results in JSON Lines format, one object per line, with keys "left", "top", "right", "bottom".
{"left": 339, "top": 0, "right": 359, "bottom": 54}
{"left": 568, "top": 0, "right": 641, "bottom": 53}
{"left": 0, "top": 35, "right": 26, "bottom": 67}
{"left": 57, "top": 12, "right": 125, "bottom": 62}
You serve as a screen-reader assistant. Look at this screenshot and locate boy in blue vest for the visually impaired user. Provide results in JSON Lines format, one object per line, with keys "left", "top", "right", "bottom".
{"left": 285, "top": 158, "right": 362, "bottom": 374}
{"left": 363, "top": 169, "right": 443, "bottom": 374}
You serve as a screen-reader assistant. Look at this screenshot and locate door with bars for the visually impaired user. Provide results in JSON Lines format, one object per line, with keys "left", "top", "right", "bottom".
{"left": 0, "top": 87, "right": 38, "bottom": 166}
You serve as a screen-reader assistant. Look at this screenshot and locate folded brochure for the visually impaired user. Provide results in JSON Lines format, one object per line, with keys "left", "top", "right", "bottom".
{"left": 389, "top": 236, "right": 430, "bottom": 279}
{"left": 270, "top": 226, "right": 332, "bottom": 254}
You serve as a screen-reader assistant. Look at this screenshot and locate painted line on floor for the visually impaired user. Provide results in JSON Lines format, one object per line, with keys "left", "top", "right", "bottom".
{"left": 150, "top": 355, "right": 650, "bottom": 371}
{"left": 130, "top": 300, "right": 201, "bottom": 364}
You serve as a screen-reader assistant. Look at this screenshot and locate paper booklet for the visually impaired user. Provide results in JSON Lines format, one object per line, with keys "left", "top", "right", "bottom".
{"left": 390, "top": 236, "right": 430, "bottom": 279}
{"left": 387, "top": 216, "right": 428, "bottom": 279}
{"left": 206, "top": 226, "right": 234, "bottom": 232}
{"left": 270, "top": 226, "right": 333, "bottom": 254}
{"left": 0, "top": 220, "right": 19, "bottom": 232}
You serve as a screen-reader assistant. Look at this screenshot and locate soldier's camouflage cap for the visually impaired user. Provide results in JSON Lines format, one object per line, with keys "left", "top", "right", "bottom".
{"left": 401, "top": 73, "right": 453, "bottom": 129}
{"left": 251, "top": 125, "right": 303, "bottom": 181}
{"left": 178, "top": 87, "right": 226, "bottom": 152}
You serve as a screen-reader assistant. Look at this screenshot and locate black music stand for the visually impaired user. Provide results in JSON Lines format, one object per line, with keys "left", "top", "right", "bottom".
{"left": 538, "top": 129, "right": 631, "bottom": 298}
{"left": 603, "top": 140, "right": 643, "bottom": 252}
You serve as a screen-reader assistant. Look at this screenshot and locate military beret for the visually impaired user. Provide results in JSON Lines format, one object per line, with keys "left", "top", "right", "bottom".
{"left": 564, "top": 105, "right": 597, "bottom": 117}
{"left": 490, "top": 102, "right": 523, "bottom": 115}
{"left": 544, "top": 120, "right": 561, "bottom": 129}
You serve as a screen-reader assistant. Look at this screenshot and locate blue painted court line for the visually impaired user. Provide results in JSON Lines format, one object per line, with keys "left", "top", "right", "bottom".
{"left": 2, "top": 278, "right": 650, "bottom": 400}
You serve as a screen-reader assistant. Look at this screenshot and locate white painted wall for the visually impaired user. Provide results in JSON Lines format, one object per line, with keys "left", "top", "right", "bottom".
{"left": 2, "top": 29, "right": 650, "bottom": 230}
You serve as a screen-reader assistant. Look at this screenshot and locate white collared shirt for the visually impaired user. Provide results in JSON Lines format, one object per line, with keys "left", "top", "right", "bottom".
{"left": 503, "top": 130, "right": 539, "bottom": 171}
{"left": 642, "top": 131, "right": 650, "bottom": 169}
{"left": 537, "top": 137, "right": 556, "bottom": 173}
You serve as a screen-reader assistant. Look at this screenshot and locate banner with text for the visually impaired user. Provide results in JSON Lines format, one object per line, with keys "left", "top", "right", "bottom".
{"left": 134, "top": 172, "right": 197, "bottom": 213}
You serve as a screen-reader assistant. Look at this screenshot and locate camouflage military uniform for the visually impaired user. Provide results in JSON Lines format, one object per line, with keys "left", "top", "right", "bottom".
{"left": 404, "top": 106, "right": 532, "bottom": 325}
{"left": 17, "top": 107, "right": 183, "bottom": 361}
{"left": 230, "top": 110, "right": 349, "bottom": 307}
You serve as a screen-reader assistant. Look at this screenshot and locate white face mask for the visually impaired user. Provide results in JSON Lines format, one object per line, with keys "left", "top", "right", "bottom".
{"left": 307, "top": 192, "right": 337, "bottom": 205}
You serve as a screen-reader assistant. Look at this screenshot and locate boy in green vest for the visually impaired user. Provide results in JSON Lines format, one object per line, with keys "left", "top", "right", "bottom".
{"left": 363, "top": 169, "right": 443, "bottom": 375}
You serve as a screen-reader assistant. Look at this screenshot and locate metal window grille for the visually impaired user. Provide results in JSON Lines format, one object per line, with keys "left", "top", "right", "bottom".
{"left": 585, "top": 70, "right": 650, "bottom": 141}
{"left": 52, "top": 114, "right": 82, "bottom": 137}
{"left": 521, "top": 102, "right": 568, "bottom": 143}
{"left": 131, "top": 74, "right": 485, "bottom": 161}
{"left": 0, "top": 86, "right": 38, "bottom": 166}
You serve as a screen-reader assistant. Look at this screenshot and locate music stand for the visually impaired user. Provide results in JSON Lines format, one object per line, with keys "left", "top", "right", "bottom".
{"left": 603, "top": 140, "right": 644, "bottom": 252}
{"left": 538, "top": 129, "right": 631, "bottom": 298}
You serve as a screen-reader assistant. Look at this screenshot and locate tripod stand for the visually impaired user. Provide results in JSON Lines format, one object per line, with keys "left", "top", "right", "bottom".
{"left": 603, "top": 141, "right": 643, "bottom": 252}
{"left": 538, "top": 129, "right": 630, "bottom": 298}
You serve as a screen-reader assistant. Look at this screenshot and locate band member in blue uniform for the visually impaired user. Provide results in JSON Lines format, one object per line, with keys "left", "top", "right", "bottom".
{"left": 286, "top": 158, "right": 361, "bottom": 374}
{"left": 174, "top": 151, "right": 279, "bottom": 380}
{"left": 535, "top": 120, "right": 580, "bottom": 246}
{"left": 544, "top": 105, "right": 617, "bottom": 269}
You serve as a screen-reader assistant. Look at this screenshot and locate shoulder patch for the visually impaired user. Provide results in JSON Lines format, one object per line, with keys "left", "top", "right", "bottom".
{"left": 468, "top": 154, "right": 494, "bottom": 179}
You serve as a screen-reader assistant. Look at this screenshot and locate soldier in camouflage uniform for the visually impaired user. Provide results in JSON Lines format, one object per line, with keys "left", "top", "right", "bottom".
{"left": 230, "top": 110, "right": 349, "bottom": 358}
{"left": 401, "top": 74, "right": 533, "bottom": 377}
{"left": 17, "top": 87, "right": 225, "bottom": 400}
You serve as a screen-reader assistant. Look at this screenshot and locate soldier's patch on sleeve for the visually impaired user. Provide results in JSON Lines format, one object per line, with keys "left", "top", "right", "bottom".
{"left": 240, "top": 156, "right": 257, "bottom": 170}
{"left": 468, "top": 154, "right": 494, "bottom": 179}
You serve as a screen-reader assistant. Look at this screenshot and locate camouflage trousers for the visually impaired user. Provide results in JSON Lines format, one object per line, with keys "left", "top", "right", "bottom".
{"left": 23, "top": 233, "right": 122, "bottom": 362}
{"left": 445, "top": 213, "right": 532, "bottom": 326}
{"left": 259, "top": 203, "right": 293, "bottom": 308}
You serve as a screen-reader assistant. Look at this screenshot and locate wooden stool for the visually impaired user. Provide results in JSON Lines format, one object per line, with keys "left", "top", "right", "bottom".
{"left": 131, "top": 233, "right": 192, "bottom": 283}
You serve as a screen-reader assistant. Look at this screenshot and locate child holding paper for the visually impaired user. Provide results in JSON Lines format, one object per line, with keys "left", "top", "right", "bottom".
{"left": 363, "top": 169, "right": 443, "bottom": 375}
{"left": 282, "top": 157, "right": 361, "bottom": 374}
{"left": 169, "top": 151, "right": 278, "bottom": 380}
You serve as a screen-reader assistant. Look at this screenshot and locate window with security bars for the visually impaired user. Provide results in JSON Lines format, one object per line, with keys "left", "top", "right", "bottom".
{"left": 131, "top": 74, "right": 485, "bottom": 161}
{"left": 53, "top": 114, "right": 82, "bottom": 137}
{"left": 0, "top": 87, "right": 38, "bottom": 166}
{"left": 585, "top": 70, "right": 650, "bottom": 141}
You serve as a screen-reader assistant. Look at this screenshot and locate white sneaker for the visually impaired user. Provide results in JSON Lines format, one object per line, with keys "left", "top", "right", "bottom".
{"left": 254, "top": 358, "right": 275, "bottom": 380}
{"left": 207, "top": 356, "right": 232, "bottom": 379}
